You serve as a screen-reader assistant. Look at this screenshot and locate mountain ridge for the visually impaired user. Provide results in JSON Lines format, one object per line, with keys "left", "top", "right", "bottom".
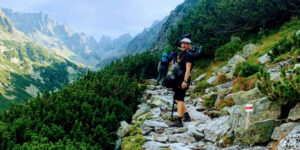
{"left": 0, "top": 8, "right": 86, "bottom": 111}
{"left": 2, "top": 8, "right": 134, "bottom": 68}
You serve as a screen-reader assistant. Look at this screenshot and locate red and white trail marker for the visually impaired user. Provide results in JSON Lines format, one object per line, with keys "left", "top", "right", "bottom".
{"left": 245, "top": 104, "right": 253, "bottom": 129}
{"left": 245, "top": 104, "right": 253, "bottom": 112}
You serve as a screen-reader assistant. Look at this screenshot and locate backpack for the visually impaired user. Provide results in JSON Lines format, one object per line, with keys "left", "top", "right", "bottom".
{"left": 161, "top": 53, "right": 169, "bottom": 66}
{"left": 190, "top": 45, "right": 203, "bottom": 58}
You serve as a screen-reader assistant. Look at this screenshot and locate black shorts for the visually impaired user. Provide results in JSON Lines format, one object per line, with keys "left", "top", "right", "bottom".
{"left": 173, "top": 86, "right": 188, "bottom": 101}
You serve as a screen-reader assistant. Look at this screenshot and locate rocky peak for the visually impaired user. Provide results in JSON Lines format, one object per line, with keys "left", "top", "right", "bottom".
{"left": 125, "top": 16, "right": 168, "bottom": 54}
{"left": 0, "top": 8, "right": 16, "bottom": 33}
{"left": 153, "top": 0, "right": 199, "bottom": 50}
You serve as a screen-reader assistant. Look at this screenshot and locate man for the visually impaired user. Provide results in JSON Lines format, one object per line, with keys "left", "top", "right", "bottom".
{"left": 170, "top": 38, "right": 193, "bottom": 127}
{"left": 157, "top": 52, "right": 170, "bottom": 84}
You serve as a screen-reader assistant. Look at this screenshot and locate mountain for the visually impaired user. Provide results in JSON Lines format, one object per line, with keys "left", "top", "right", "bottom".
{"left": 126, "top": 17, "right": 167, "bottom": 54}
{"left": 153, "top": 0, "right": 199, "bottom": 50}
{"left": 126, "top": 0, "right": 200, "bottom": 53}
{"left": 2, "top": 8, "right": 133, "bottom": 68}
{"left": 0, "top": 8, "right": 86, "bottom": 111}
{"left": 97, "top": 33, "right": 133, "bottom": 58}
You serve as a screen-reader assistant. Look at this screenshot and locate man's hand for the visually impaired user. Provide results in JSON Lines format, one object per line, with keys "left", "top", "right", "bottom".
{"left": 181, "top": 81, "right": 188, "bottom": 89}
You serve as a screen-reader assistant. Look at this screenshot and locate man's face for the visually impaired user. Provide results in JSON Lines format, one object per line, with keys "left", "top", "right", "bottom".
{"left": 181, "top": 42, "right": 190, "bottom": 51}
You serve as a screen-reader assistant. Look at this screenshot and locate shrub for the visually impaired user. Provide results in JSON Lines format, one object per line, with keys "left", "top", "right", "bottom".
{"left": 121, "top": 135, "right": 146, "bottom": 150}
{"left": 234, "top": 62, "right": 260, "bottom": 77}
{"left": 215, "top": 39, "right": 244, "bottom": 61}
{"left": 204, "top": 94, "right": 218, "bottom": 108}
{"left": 268, "top": 32, "right": 300, "bottom": 61}
{"left": 215, "top": 96, "right": 235, "bottom": 110}
{"left": 232, "top": 76, "right": 258, "bottom": 93}
{"left": 257, "top": 68, "right": 300, "bottom": 118}
{"left": 194, "top": 81, "right": 210, "bottom": 94}
{"left": 214, "top": 73, "right": 230, "bottom": 85}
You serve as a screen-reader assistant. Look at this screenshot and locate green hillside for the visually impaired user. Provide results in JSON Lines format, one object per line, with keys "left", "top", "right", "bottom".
{"left": 0, "top": 11, "right": 86, "bottom": 111}
{"left": 0, "top": 52, "right": 158, "bottom": 149}
{"left": 0, "top": 39, "right": 86, "bottom": 111}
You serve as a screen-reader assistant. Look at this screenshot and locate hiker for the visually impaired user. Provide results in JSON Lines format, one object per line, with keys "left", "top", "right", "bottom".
{"left": 170, "top": 38, "right": 193, "bottom": 127}
{"left": 157, "top": 52, "right": 170, "bottom": 84}
{"left": 169, "top": 49, "right": 178, "bottom": 64}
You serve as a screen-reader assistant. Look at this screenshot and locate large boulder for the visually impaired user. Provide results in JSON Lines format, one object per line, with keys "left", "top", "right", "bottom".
{"left": 231, "top": 88, "right": 264, "bottom": 105}
{"left": 288, "top": 103, "right": 300, "bottom": 121}
{"left": 150, "top": 107, "right": 161, "bottom": 119}
{"left": 220, "top": 98, "right": 282, "bottom": 145}
{"left": 169, "top": 143, "right": 191, "bottom": 150}
{"left": 116, "top": 120, "right": 131, "bottom": 138}
{"left": 239, "top": 119, "right": 281, "bottom": 145}
{"left": 258, "top": 54, "right": 270, "bottom": 65}
{"left": 278, "top": 125, "right": 300, "bottom": 150}
{"left": 187, "top": 125, "right": 205, "bottom": 140}
{"left": 132, "top": 103, "right": 150, "bottom": 121}
{"left": 215, "top": 81, "right": 233, "bottom": 93}
{"left": 247, "top": 97, "right": 281, "bottom": 121}
{"left": 168, "top": 133, "right": 196, "bottom": 144}
{"left": 142, "top": 120, "right": 168, "bottom": 128}
{"left": 270, "top": 72, "right": 281, "bottom": 81}
{"left": 153, "top": 134, "right": 168, "bottom": 143}
{"left": 207, "top": 76, "right": 218, "bottom": 85}
{"left": 136, "top": 112, "right": 154, "bottom": 122}
{"left": 142, "top": 141, "right": 168, "bottom": 150}
{"left": 271, "top": 122, "right": 299, "bottom": 140}
{"left": 147, "top": 96, "right": 166, "bottom": 108}
{"left": 228, "top": 55, "right": 246, "bottom": 68}
{"left": 226, "top": 55, "right": 246, "bottom": 78}
{"left": 240, "top": 44, "right": 257, "bottom": 59}
{"left": 197, "top": 116, "right": 231, "bottom": 142}
{"left": 187, "top": 106, "right": 211, "bottom": 123}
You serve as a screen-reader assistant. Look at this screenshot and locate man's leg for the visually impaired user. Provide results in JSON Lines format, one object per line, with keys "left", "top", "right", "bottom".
{"left": 162, "top": 67, "right": 168, "bottom": 80}
{"left": 175, "top": 100, "right": 187, "bottom": 117}
{"left": 157, "top": 68, "right": 162, "bottom": 83}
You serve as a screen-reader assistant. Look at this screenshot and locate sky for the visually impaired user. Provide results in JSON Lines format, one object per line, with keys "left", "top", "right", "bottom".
{"left": 0, "top": 0, "right": 184, "bottom": 40}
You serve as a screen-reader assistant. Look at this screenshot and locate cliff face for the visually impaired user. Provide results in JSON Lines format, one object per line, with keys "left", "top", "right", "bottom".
{"left": 152, "top": 0, "right": 199, "bottom": 51}
{"left": 125, "top": 17, "right": 168, "bottom": 54}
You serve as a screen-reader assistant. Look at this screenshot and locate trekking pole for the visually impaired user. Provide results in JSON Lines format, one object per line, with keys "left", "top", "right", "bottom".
{"left": 171, "top": 98, "right": 175, "bottom": 117}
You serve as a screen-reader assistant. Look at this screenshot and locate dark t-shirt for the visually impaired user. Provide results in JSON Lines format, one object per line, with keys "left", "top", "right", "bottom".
{"left": 178, "top": 50, "right": 194, "bottom": 78}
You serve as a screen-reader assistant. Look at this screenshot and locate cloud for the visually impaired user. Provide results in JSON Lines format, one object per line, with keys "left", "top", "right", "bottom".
{"left": 0, "top": 0, "right": 184, "bottom": 39}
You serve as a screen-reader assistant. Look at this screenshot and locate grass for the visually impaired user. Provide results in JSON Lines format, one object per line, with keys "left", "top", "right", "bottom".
{"left": 204, "top": 94, "right": 218, "bottom": 108}
{"left": 232, "top": 74, "right": 258, "bottom": 93}
{"left": 121, "top": 123, "right": 146, "bottom": 150}
{"left": 247, "top": 19, "right": 300, "bottom": 64}
{"left": 215, "top": 96, "right": 235, "bottom": 110}
{"left": 214, "top": 73, "right": 230, "bottom": 85}
{"left": 121, "top": 134, "right": 146, "bottom": 150}
{"left": 0, "top": 40, "right": 86, "bottom": 111}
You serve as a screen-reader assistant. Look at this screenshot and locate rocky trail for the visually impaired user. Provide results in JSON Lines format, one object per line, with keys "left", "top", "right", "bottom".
{"left": 118, "top": 43, "right": 300, "bottom": 150}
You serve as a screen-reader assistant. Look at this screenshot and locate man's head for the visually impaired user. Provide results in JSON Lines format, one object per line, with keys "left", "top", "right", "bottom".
{"left": 180, "top": 38, "right": 192, "bottom": 51}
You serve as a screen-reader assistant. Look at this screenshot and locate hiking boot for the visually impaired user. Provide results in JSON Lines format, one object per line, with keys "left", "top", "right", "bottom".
{"left": 170, "top": 117, "right": 183, "bottom": 127}
{"left": 183, "top": 112, "right": 191, "bottom": 122}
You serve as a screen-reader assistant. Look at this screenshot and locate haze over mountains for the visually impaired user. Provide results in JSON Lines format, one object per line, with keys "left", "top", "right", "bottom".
{"left": 3, "top": 8, "right": 137, "bottom": 68}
